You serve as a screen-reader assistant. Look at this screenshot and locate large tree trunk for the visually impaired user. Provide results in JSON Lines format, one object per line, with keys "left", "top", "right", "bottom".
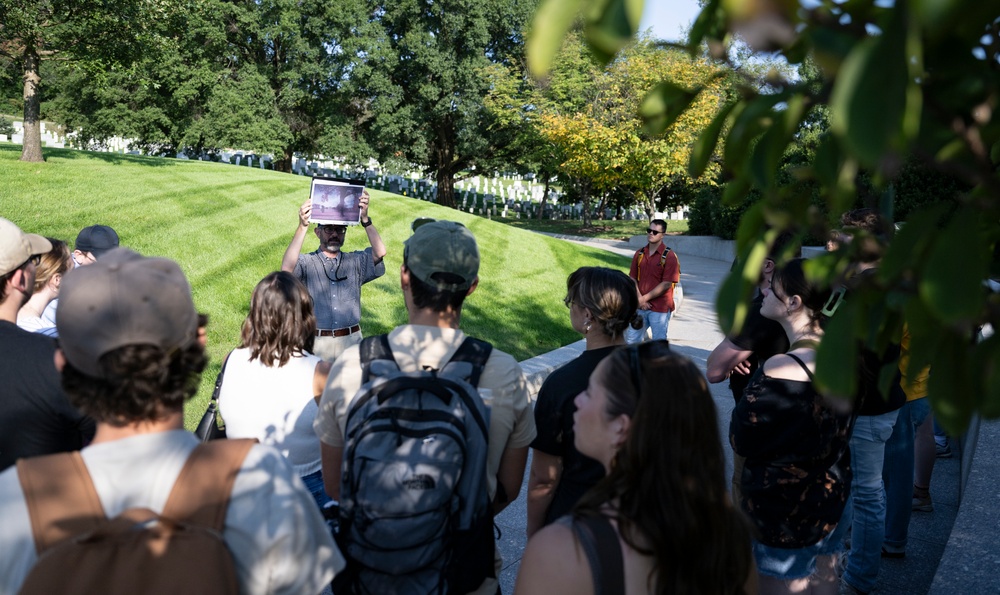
{"left": 433, "top": 121, "right": 458, "bottom": 208}
{"left": 581, "top": 179, "right": 592, "bottom": 227}
{"left": 436, "top": 168, "right": 456, "bottom": 208}
{"left": 275, "top": 146, "right": 294, "bottom": 173}
{"left": 536, "top": 173, "right": 550, "bottom": 220}
{"left": 20, "top": 45, "right": 43, "bottom": 163}
{"left": 645, "top": 190, "right": 657, "bottom": 221}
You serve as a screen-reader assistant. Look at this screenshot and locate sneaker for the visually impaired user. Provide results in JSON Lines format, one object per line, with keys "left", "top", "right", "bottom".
{"left": 913, "top": 495, "right": 934, "bottom": 512}
{"left": 882, "top": 544, "right": 906, "bottom": 559}
{"left": 936, "top": 442, "right": 953, "bottom": 458}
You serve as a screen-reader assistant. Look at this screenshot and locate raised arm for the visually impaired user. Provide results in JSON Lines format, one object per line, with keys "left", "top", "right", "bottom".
{"left": 281, "top": 200, "right": 311, "bottom": 273}
{"left": 359, "top": 190, "right": 387, "bottom": 265}
{"left": 706, "top": 338, "right": 753, "bottom": 384}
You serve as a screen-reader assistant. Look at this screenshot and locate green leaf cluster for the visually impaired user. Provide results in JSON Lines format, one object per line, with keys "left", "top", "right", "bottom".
{"left": 529, "top": 0, "right": 1000, "bottom": 432}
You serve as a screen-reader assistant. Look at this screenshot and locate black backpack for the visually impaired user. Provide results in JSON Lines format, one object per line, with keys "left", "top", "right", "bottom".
{"left": 337, "top": 335, "right": 495, "bottom": 594}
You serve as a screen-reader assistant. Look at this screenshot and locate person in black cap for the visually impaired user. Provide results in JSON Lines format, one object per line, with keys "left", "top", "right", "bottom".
{"left": 71, "top": 224, "right": 120, "bottom": 265}
{"left": 41, "top": 224, "right": 120, "bottom": 326}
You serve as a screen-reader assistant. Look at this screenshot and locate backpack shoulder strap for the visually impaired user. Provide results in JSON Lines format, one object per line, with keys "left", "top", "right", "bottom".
{"left": 448, "top": 337, "right": 493, "bottom": 387}
{"left": 17, "top": 452, "right": 106, "bottom": 554}
{"left": 161, "top": 438, "right": 256, "bottom": 531}
{"left": 359, "top": 334, "right": 395, "bottom": 384}
{"left": 571, "top": 514, "right": 625, "bottom": 595}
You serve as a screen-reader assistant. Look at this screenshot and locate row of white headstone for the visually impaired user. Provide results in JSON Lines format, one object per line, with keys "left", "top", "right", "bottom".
{"left": 1, "top": 121, "right": 67, "bottom": 148}
{"left": 0, "top": 120, "right": 686, "bottom": 221}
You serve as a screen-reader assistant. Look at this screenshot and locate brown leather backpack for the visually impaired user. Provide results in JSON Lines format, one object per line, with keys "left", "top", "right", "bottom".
{"left": 15, "top": 439, "right": 255, "bottom": 595}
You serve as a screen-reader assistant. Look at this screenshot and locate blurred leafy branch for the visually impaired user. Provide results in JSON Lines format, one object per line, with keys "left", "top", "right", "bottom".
{"left": 527, "top": 0, "right": 1000, "bottom": 433}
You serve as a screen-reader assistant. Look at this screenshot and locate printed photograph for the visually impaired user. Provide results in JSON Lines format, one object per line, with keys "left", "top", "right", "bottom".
{"left": 309, "top": 178, "right": 365, "bottom": 225}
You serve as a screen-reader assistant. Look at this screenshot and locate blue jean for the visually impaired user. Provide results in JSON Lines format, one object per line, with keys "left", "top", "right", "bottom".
{"left": 844, "top": 410, "right": 899, "bottom": 593}
{"left": 301, "top": 469, "right": 334, "bottom": 511}
{"left": 753, "top": 499, "right": 852, "bottom": 580}
{"left": 625, "top": 309, "right": 671, "bottom": 343}
{"left": 883, "top": 398, "right": 930, "bottom": 550}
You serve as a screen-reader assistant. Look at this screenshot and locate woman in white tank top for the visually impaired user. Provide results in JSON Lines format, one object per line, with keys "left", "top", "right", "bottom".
{"left": 219, "top": 271, "right": 332, "bottom": 511}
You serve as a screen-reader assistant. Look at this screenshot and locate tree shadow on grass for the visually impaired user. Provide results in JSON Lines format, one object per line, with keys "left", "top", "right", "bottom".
{"left": 1, "top": 143, "right": 190, "bottom": 167}
{"left": 43, "top": 146, "right": 179, "bottom": 167}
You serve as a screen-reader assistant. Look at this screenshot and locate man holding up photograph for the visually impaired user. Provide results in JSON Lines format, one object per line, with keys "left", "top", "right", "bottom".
{"left": 281, "top": 189, "right": 387, "bottom": 361}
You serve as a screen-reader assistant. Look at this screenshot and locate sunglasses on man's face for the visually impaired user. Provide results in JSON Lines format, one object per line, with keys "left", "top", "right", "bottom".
{"left": 20, "top": 254, "right": 41, "bottom": 269}
{"left": 646, "top": 228, "right": 664, "bottom": 235}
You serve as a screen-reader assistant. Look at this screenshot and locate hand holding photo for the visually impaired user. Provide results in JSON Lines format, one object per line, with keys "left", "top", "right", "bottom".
{"left": 308, "top": 178, "right": 365, "bottom": 225}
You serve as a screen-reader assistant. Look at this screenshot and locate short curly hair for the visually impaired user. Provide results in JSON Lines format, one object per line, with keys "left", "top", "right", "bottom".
{"left": 61, "top": 342, "right": 207, "bottom": 426}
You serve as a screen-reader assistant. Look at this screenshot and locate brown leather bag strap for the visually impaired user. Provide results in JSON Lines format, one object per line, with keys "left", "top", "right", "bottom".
{"left": 161, "top": 439, "right": 256, "bottom": 530}
{"left": 17, "top": 452, "right": 106, "bottom": 554}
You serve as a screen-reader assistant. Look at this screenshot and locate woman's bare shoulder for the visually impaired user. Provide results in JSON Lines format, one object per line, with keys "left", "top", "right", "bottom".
{"left": 515, "top": 520, "right": 593, "bottom": 595}
{"left": 762, "top": 351, "right": 815, "bottom": 382}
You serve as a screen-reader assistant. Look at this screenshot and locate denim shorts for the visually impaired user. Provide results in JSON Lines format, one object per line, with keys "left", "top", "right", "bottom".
{"left": 753, "top": 509, "right": 851, "bottom": 580}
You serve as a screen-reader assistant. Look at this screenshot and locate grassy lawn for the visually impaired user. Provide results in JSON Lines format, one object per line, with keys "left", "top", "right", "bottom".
{"left": 0, "top": 144, "right": 631, "bottom": 429}
{"left": 499, "top": 217, "right": 689, "bottom": 241}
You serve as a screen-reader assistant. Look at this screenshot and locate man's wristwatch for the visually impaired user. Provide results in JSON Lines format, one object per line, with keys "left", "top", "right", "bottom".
{"left": 361, "top": 217, "right": 373, "bottom": 228}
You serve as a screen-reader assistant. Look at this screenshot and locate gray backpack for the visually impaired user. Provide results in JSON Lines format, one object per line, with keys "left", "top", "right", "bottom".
{"left": 337, "top": 335, "right": 495, "bottom": 594}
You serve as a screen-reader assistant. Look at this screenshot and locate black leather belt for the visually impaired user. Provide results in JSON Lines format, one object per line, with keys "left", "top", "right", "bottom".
{"left": 316, "top": 325, "right": 361, "bottom": 337}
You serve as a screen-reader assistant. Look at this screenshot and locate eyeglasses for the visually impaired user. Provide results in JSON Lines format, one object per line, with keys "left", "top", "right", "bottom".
{"left": 646, "top": 228, "right": 663, "bottom": 235}
{"left": 563, "top": 295, "right": 574, "bottom": 308}
{"left": 318, "top": 225, "right": 347, "bottom": 234}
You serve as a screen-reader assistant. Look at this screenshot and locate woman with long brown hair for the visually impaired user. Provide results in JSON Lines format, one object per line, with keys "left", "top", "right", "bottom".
{"left": 517, "top": 342, "right": 754, "bottom": 594}
{"left": 218, "top": 271, "right": 333, "bottom": 510}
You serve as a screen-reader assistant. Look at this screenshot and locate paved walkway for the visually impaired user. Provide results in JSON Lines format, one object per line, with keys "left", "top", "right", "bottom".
{"left": 495, "top": 234, "right": 959, "bottom": 594}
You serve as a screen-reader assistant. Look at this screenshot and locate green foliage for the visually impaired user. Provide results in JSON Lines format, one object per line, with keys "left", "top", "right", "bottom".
{"left": 0, "top": 0, "right": 153, "bottom": 160}
{"left": 0, "top": 145, "right": 627, "bottom": 429}
{"left": 687, "top": 183, "right": 749, "bottom": 240}
{"left": 345, "top": 0, "right": 537, "bottom": 207}
{"left": 0, "top": 116, "right": 12, "bottom": 136}
{"left": 529, "top": 0, "right": 1000, "bottom": 432}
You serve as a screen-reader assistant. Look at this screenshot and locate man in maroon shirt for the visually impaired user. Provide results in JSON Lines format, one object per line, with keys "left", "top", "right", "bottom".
{"left": 626, "top": 218, "right": 680, "bottom": 343}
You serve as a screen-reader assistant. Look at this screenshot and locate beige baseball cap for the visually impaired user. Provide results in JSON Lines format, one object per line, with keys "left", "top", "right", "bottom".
{"left": 0, "top": 217, "right": 52, "bottom": 276}
{"left": 57, "top": 248, "right": 198, "bottom": 378}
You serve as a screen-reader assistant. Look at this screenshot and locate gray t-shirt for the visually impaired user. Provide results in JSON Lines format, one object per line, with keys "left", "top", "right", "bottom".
{"left": 294, "top": 248, "right": 385, "bottom": 330}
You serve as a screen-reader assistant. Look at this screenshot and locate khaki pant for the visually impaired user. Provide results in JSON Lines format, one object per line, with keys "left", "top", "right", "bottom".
{"left": 313, "top": 332, "right": 363, "bottom": 362}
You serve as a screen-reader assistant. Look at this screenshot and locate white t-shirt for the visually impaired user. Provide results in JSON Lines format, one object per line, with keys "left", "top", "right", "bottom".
{"left": 15, "top": 314, "right": 58, "bottom": 337}
{"left": 0, "top": 430, "right": 343, "bottom": 594}
{"left": 219, "top": 348, "right": 323, "bottom": 476}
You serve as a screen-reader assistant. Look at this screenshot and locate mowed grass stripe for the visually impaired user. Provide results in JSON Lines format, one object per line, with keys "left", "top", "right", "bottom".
{"left": 0, "top": 145, "right": 630, "bottom": 429}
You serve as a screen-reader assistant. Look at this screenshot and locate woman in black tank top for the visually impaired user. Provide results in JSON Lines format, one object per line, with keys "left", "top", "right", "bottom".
{"left": 517, "top": 342, "right": 754, "bottom": 595}
{"left": 731, "top": 258, "right": 856, "bottom": 594}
